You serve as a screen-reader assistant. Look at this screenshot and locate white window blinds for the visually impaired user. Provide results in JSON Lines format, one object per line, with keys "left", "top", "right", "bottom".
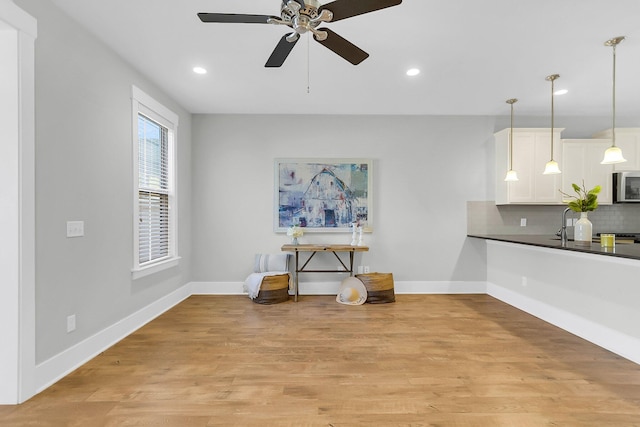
{"left": 138, "top": 113, "right": 169, "bottom": 264}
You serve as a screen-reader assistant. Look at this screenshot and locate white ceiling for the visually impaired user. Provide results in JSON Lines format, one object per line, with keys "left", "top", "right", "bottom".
{"left": 48, "top": 0, "right": 640, "bottom": 117}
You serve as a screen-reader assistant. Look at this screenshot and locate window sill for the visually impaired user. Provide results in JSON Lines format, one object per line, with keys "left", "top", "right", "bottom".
{"left": 132, "top": 256, "right": 181, "bottom": 280}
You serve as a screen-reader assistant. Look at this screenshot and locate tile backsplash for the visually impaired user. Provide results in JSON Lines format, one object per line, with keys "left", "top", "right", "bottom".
{"left": 468, "top": 201, "right": 640, "bottom": 236}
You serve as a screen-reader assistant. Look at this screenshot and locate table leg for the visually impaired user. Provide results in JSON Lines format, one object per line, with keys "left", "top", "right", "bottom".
{"left": 294, "top": 251, "right": 299, "bottom": 302}
{"left": 349, "top": 251, "right": 355, "bottom": 276}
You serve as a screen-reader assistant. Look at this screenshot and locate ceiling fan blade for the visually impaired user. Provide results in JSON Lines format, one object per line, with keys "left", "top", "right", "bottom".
{"left": 319, "top": 0, "right": 402, "bottom": 22}
{"left": 197, "top": 13, "right": 276, "bottom": 24}
{"left": 314, "top": 28, "right": 369, "bottom": 65}
{"left": 265, "top": 34, "right": 300, "bottom": 67}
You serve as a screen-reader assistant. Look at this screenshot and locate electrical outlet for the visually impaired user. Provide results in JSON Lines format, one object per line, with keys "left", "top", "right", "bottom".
{"left": 67, "top": 314, "right": 76, "bottom": 333}
{"left": 363, "top": 266, "right": 370, "bottom": 273}
{"left": 520, "top": 218, "right": 527, "bottom": 227}
{"left": 66, "top": 221, "right": 84, "bottom": 238}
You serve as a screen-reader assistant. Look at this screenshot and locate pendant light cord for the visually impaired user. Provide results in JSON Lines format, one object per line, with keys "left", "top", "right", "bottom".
{"left": 507, "top": 99, "right": 516, "bottom": 170}
{"left": 505, "top": 98, "right": 518, "bottom": 180}
{"left": 550, "top": 77, "right": 555, "bottom": 161}
{"left": 509, "top": 101, "right": 515, "bottom": 169}
{"left": 612, "top": 42, "right": 617, "bottom": 147}
{"left": 544, "top": 74, "right": 560, "bottom": 172}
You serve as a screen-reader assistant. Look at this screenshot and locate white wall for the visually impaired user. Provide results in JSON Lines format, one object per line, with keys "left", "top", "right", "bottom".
{"left": 191, "top": 114, "right": 492, "bottom": 287}
{"left": 15, "top": 0, "right": 193, "bottom": 367}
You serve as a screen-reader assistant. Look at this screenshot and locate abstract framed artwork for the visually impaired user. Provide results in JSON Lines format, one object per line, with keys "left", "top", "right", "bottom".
{"left": 274, "top": 158, "right": 373, "bottom": 232}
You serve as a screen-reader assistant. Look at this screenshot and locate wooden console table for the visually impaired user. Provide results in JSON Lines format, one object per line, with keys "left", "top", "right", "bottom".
{"left": 281, "top": 244, "right": 369, "bottom": 302}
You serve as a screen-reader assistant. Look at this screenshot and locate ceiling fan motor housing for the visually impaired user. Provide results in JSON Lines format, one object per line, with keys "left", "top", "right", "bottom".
{"left": 281, "top": 0, "right": 321, "bottom": 21}
{"left": 280, "top": 0, "right": 332, "bottom": 40}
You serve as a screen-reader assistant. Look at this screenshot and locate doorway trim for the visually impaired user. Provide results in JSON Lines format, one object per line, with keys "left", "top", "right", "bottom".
{"left": 0, "top": 0, "right": 37, "bottom": 404}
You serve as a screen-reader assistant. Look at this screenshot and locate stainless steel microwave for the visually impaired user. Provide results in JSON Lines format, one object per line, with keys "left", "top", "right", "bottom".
{"left": 614, "top": 172, "right": 640, "bottom": 202}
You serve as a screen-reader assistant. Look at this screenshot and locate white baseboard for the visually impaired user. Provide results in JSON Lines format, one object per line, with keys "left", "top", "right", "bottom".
{"left": 487, "top": 282, "right": 640, "bottom": 365}
{"left": 189, "top": 280, "right": 487, "bottom": 296}
{"left": 396, "top": 281, "right": 487, "bottom": 294}
{"left": 189, "top": 281, "right": 243, "bottom": 295}
{"left": 34, "top": 285, "right": 192, "bottom": 394}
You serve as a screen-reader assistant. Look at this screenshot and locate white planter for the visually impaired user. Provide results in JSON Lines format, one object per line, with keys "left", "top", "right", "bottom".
{"left": 574, "top": 212, "right": 592, "bottom": 246}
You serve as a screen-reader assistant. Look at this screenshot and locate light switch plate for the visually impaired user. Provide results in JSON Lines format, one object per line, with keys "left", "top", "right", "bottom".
{"left": 520, "top": 218, "right": 527, "bottom": 227}
{"left": 67, "top": 314, "right": 76, "bottom": 332}
{"left": 66, "top": 221, "right": 84, "bottom": 238}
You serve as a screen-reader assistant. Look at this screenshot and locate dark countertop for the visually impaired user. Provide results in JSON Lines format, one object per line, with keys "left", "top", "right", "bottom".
{"left": 468, "top": 234, "right": 640, "bottom": 261}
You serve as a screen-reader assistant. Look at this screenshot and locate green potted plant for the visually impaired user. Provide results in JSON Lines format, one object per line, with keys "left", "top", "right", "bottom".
{"left": 560, "top": 181, "right": 601, "bottom": 212}
{"left": 560, "top": 181, "right": 601, "bottom": 245}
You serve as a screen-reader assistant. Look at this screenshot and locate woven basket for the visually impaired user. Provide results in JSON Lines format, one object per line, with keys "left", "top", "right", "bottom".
{"left": 355, "top": 272, "right": 395, "bottom": 304}
{"left": 253, "top": 274, "right": 290, "bottom": 304}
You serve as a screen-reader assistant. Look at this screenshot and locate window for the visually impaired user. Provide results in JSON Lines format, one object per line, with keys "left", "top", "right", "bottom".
{"left": 138, "top": 114, "right": 169, "bottom": 263}
{"left": 131, "top": 86, "right": 179, "bottom": 278}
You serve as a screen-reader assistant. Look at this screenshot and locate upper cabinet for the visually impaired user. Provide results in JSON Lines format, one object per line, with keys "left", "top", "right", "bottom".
{"left": 561, "top": 139, "right": 613, "bottom": 205}
{"left": 495, "top": 128, "right": 563, "bottom": 205}
{"left": 592, "top": 128, "right": 640, "bottom": 171}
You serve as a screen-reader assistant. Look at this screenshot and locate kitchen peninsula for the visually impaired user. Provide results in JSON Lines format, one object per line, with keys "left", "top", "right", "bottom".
{"left": 468, "top": 233, "right": 640, "bottom": 260}
{"left": 469, "top": 232, "right": 640, "bottom": 366}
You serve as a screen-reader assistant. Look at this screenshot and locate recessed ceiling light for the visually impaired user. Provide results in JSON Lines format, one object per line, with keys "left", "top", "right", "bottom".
{"left": 193, "top": 66, "right": 207, "bottom": 75}
{"left": 554, "top": 89, "right": 568, "bottom": 95}
{"left": 406, "top": 68, "right": 420, "bottom": 77}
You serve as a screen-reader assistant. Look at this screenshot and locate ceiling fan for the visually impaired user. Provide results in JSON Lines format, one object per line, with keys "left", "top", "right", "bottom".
{"left": 198, "top": 0, "right": 402, "bottom": 67}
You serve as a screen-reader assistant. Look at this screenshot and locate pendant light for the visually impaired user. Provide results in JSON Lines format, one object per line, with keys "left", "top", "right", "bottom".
{"left": 543, "top": 74, "right": 561, "bottom": 175}
{"left": 601, "top": 36, "right": 627, "bottom": 164}
{"left": 504, "top": 98, "right": 519, "bottom": 181}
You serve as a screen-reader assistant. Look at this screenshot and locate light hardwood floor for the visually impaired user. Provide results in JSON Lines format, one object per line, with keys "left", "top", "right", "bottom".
{"left": 1, "top": 294, "right": 640, "bottom": 426}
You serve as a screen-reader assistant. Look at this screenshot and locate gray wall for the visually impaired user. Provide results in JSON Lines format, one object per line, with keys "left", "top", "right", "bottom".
{"left": 191, "top": 114, "right": 493, "bottom": 285}
{"left": 16, "top": 0, "right": 192, "bottom": 364}
{"left": 191, "top": 114, "right": 634, "bottom": 287}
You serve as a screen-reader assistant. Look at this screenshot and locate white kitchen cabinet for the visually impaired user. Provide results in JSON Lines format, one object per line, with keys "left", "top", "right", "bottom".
{"left": 495, "top": 128, "right": 563, "bottom": 205}
{"left": 592, "top": 128, "right": 640, "bottom": 171}
{"left": 561, "top": 139, "right": 613, "bottom": 205}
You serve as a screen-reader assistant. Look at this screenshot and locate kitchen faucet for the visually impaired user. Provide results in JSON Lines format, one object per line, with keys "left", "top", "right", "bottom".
{"left": 557, "top": 207, "right": 571, "bottom": 245}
